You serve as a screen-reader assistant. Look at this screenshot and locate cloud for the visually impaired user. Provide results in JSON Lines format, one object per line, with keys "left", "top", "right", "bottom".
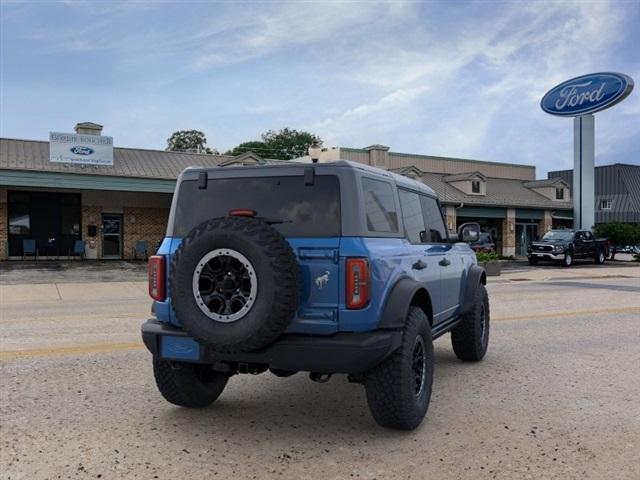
{"left": 1, "top": 0, "right": 637, "bottom": 175}
{"left": 311, "top": 0, "right": 634, "bottom": 172}
{"left": 191, "top": 1, "right": 391, "bottom": 70}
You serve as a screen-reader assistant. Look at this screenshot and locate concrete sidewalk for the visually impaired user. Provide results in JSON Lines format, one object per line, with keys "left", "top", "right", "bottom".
{"left": 0, "top": 260, "right": 147, "bottom": 285}
{"left": 490, "top": 261, "right": 640, "bottom": 283}
{"left": 0, "top": 280, "right": 148, "bottom": 305}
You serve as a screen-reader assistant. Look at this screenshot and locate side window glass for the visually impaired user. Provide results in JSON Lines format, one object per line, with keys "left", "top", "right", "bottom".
{"left": 420, "top": 196, "right": 447, "bottom": 243}
{"left": 584, "top": 231, "right": 593, "bottom": 240}
{"left": 362, "top": 178, "right": 398, "bottom": 233}
{"left": 398, "top": 189, "right": 426, "bottom": 244}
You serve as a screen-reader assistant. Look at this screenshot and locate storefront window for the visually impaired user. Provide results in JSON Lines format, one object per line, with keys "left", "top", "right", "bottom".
{"left": 61, "top": 194, "right": 81, "bottom": 235}
{"left": 7, "top": 191, "right": 81, "bottom": 257}
{"left": 8, "top": 192, "right": 30, "bottom": 234}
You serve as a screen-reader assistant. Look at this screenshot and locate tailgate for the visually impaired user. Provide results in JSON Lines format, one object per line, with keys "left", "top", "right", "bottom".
{"left": 286, "top": 237, "right": 341, "bottom": 335}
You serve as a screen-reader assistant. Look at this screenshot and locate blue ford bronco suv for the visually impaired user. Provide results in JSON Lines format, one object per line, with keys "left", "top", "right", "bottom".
{"left": 142, "top": 160, "right": 489, "bottom": 430}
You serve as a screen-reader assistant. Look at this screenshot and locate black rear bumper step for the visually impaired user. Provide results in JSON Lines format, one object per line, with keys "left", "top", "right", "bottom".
{"left": 141, "top": 319, "right": 402, "bottom": 374}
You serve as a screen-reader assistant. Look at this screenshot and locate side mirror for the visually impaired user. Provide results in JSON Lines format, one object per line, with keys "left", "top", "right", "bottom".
{"left": 458, "top": 222, "right": 480, "bottom": 243}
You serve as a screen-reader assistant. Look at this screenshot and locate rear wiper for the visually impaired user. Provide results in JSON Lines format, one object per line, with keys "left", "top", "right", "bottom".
{"left": 257, "top": 217, "right": 292, "bottom": 225}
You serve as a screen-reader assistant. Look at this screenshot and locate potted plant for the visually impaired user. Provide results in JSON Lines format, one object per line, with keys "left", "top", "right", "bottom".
{"left": 476, "top": 251, "right": 501, "bottom": 276}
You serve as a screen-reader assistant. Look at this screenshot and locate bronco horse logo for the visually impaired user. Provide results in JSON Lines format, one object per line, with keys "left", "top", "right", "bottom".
{"left": 315, "top": 271, "right": 330, "bottom": 289}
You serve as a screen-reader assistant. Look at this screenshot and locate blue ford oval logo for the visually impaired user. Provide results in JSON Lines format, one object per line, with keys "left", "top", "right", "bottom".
{"left": 541, "top": 72, "right": 633, "bottom": 117}
{"left": 70, "top": 146, "right": 94, "bottom": 155}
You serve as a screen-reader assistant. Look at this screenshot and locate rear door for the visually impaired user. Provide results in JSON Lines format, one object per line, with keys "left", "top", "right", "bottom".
{"left": 574, "top": 231, "right": 587, "bottom": 257}
{"left": 397, "top": 189, "right": 443, "bottom": 319}
{"left": 582, "top": 231, "right": 595, "bottom": 257}
{"left": 287, "top": 237, "right": 341, "bottom": 335}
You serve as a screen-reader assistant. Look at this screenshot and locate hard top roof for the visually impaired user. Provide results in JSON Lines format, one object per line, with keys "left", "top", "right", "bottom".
{"left": 184, "top": 159, "right": 437, "bottom": 197}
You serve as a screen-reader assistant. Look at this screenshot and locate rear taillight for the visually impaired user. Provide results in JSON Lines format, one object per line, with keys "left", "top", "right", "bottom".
{"left": 148, "top": 255, "right": 166, "bottom": 301}
{"left": 346, "top": 258, "right": 369, "bottom": 309}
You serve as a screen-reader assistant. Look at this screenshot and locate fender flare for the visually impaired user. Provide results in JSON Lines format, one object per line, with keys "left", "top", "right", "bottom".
{"left": 459, "top": 265, "right": 486, "bottom": 315}
{"left": 378, "top": 278, "right": 432, "bottom": 330}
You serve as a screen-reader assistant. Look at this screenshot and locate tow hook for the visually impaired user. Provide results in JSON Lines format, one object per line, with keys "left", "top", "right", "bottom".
{"left": 309, "top": 372, "right": 332, "bottom": 383}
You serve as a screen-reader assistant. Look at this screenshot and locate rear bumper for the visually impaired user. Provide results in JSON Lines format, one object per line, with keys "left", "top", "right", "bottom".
{"left": 141, "top": 319, "right": 402, "bottom": 374}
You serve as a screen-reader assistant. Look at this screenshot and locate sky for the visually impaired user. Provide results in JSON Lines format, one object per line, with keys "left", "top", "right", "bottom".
{"left": 1, "top": 0, "right": 639, "bottom": 177}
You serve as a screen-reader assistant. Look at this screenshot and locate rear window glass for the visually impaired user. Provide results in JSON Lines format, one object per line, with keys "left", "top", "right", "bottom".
{"left": 173, "top": 175, "right": 341, "bottom": 237}
{"left": 362, "top": 177, "right": 398, "bottom": 233}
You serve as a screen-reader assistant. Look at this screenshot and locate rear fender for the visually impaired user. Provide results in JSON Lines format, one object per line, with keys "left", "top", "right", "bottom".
{"left": 459, "top": 265, "right": 486, "bottom": 315}
{"left": 378, "top": 278, "right": 433, "bottom": 330}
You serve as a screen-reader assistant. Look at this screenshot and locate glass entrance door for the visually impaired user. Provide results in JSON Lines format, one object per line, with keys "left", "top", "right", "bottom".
{"left": 515, "top": 223, "right": 539, "bottom": 257}
{"left": 102, "top": 214, "right": 123, "bottom": 259}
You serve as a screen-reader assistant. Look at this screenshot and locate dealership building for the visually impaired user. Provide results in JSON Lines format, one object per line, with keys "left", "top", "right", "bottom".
{"left": 1, "top": 122, "right": 577, "bottom": 260}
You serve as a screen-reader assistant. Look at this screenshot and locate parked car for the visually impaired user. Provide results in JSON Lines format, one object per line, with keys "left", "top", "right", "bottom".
{"left": 618, "top": 245, "right": 640, "bottom": 254}
{"left": 142, "top": 160, "right": 490, "bottom": 430}
{"left": 470, "top": 232, "right": 496, "bottom": 253}
{"left": 527, "top": 229, "right": 608, "bottom": 267}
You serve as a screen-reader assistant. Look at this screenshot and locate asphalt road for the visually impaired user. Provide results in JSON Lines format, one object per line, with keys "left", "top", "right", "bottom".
{"left": 1, "top": 267, "right": 639, "bottom": 479}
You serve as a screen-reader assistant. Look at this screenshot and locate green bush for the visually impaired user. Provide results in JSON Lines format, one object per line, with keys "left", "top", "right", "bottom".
{"left": 476, "top": 251, "right": 499, "bottom": 263}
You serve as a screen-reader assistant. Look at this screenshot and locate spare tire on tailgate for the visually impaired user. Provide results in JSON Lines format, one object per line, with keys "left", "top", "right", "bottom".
{"left": 170, "top": 216, "right": 300, "bottom": 353}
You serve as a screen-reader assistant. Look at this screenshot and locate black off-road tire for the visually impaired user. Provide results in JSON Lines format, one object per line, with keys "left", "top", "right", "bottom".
{"left": 528, "top": 256, "right": 539, "bottom": 265}
{"left": 451, "top": 284, "right": 490, "bottom": 362}
{"left": 595, "top": 250, "right": 606, "bottom": 265}
{"left": 170, "top": 217, "right": 299, "bottom": 353}
{"left": 153, "top": 359, "right": 228, "bottom": 408}
{"left": 364, "top": 307, "right": 433, "bottom": 430}
{"left": 561, "top": 252, "right": 573, "bottom": 268}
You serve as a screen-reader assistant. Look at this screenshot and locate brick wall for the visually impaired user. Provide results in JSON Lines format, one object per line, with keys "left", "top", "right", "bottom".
{"left": 445, "top": 205, "right": 457, "bottom": 233}
{"left": 539, "top": 210, "right": 553, "bottom": 236}
{"left": 81, "top": 205, "right": 103, "bottom": 259}
{"left": 501, "top": 208, "right": 516, "bottom": 257}
{"left": 122, "top": 207, "right": 169, "bottom": 260}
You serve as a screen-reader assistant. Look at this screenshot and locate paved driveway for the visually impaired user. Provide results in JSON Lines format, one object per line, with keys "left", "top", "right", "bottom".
{"left": 1, "top": 263, "right": 639, "bottom": 479}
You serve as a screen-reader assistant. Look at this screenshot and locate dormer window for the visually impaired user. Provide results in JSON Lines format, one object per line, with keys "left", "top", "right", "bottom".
{"left": 555, "top": 187, "right": 564, "bottom": 200}
{"left": 443, "top": 171, "right": 486, "bottom": 196}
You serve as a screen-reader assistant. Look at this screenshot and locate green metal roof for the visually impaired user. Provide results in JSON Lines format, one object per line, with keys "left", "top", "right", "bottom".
{"left": 0, "top": 169, "right": 176, "bottom": 193}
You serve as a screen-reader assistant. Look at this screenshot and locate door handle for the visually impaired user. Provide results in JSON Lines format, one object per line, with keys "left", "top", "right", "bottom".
{"left": 412, "top": 260, "right": 427, "bottom": 270}
{"left": 439, "top": 258, "right": 451, "bottom": 267}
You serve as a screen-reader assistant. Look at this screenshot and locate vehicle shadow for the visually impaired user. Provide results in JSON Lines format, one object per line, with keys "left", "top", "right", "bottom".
{"left": 154, "top": 344, "right": 473, "bottom": 446}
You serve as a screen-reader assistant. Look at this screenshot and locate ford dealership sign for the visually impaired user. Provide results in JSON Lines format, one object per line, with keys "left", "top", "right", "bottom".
{"left": 541, "top": 72, "right": 634, "bottom": 116}
{"left": 50, "top": 132, "right": 113, "bottom": 166}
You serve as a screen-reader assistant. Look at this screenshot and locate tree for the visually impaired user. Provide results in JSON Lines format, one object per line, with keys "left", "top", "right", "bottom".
{"left": 166, "top": 130, "right": 216, "bottom": 154}
{"left": 225, "top": 128, "right": 321, "bottom": 160}
{"left": 594, "top": 222, "right": 640, "bottom": 260}
{"left": 225, "top": 141, "right": 269, "bottom": 157}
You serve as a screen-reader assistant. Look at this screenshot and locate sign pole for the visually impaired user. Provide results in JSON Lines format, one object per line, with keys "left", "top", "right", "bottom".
{"left": 572, "top": 115, "right": 595, "bottom": 230}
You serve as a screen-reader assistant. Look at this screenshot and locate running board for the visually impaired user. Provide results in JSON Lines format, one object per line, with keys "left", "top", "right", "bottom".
{"left": 432, "top": 316, "right": 461, "bottom": 340}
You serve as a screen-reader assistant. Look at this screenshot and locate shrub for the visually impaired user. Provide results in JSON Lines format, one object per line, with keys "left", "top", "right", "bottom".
{"left": 594, "top": 223, "right": 640, "bottom": 260}
{"left": 476, "top": 251, "right": 499, "bottom": 263}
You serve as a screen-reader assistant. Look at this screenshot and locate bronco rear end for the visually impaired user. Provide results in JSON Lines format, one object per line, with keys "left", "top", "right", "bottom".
{"left": 143, "top": 162, "right": 400, "bottom": 374}
{"left": 142, "top": 160, "right": 490, "bottom": 430}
